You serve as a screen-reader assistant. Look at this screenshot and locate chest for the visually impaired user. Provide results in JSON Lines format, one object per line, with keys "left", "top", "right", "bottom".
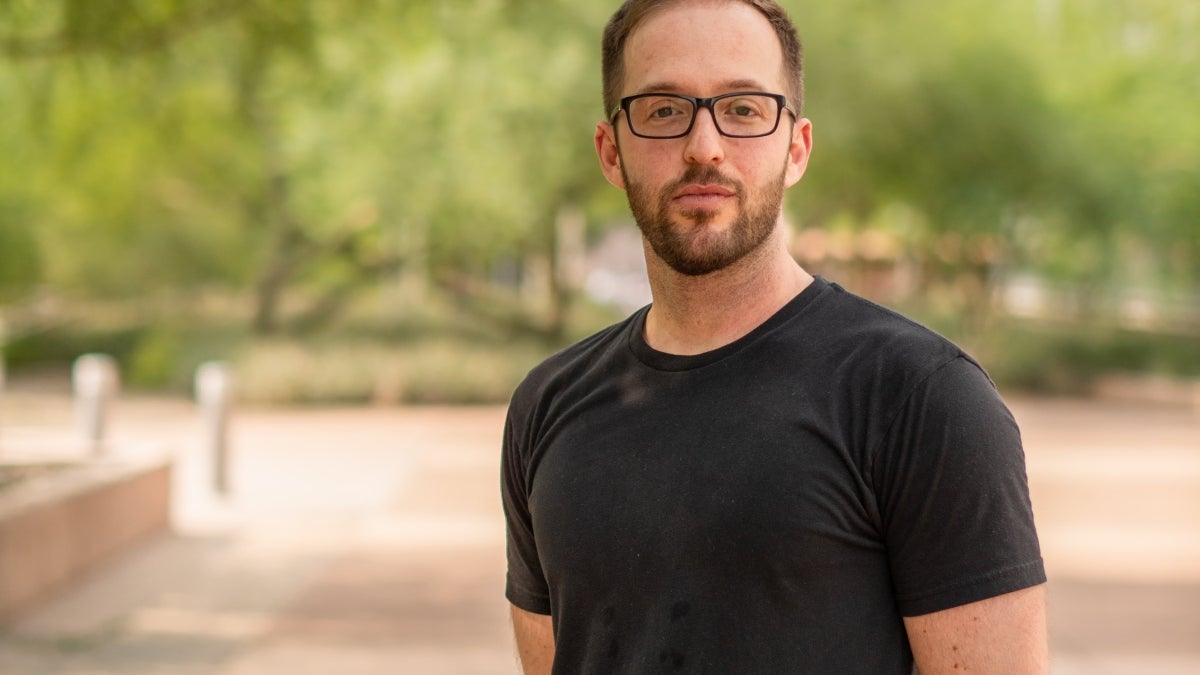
{"left": 526, "top": 375, "right": 884, "bottom": 594}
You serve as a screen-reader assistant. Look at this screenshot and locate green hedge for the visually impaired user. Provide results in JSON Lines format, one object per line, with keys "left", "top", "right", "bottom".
{"left": 5, "top": 308, "right": 1194, "bottom": 403}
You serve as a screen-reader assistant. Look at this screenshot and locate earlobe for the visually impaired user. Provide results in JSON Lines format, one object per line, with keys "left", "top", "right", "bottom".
{"left": 595, "top": 121, "right": 627, "bottom": 191}
{"left": 784, "top": 117, "right": 813, "bottom": 188}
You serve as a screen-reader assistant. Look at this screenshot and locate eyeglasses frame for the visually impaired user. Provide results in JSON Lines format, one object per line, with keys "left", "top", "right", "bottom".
{"left": 610, "top": 91, "right": 796, "bottom": 139}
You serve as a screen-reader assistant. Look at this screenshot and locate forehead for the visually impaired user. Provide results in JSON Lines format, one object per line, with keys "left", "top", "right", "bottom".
{"left": 622, "top": 1, "right": 786, "bottom": 97}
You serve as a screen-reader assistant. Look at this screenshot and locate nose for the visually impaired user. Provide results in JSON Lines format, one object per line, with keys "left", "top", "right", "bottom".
{"left": 683, "top": 105, "right": 725, "bottom": 165}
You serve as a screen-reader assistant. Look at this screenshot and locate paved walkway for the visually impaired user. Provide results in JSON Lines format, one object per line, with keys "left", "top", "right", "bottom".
{"left": 0, "top": 387, "right": 1197, "bottom": 674}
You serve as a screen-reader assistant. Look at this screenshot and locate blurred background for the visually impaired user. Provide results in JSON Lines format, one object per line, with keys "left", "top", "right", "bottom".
{"left": 0, "top": 1, "right": 1197, "bottom": 673}
{"left": 0, "top": 0, "right": 1195, "bottom": 397}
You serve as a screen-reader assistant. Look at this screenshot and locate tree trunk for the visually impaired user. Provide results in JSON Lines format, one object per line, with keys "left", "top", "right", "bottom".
{"left": 545, "top": 205, "right": 586, "bottom": 341}
{"left": 237, "top": 39, "right": 305, "bottom": 335}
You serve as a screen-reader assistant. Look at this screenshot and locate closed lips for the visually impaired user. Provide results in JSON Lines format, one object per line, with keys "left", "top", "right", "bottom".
{"left": 674, "top": 184, "right": 736, "bottom": 198}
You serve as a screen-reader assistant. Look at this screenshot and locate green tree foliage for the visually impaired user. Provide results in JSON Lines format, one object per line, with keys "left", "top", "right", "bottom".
{"left": 0, "top": 0, "right": 1195, "bottom": 341}
{"left": 792, "top": 0, "right": 1198, "bottom": 299}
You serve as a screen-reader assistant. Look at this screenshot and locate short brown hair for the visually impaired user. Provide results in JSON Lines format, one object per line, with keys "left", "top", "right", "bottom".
{"left": 601, "top": 0, "right": 805, "bottom": 119}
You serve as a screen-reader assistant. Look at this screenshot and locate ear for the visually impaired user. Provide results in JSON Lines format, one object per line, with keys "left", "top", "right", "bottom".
{"left": 595, "top": 121, "right": 627, "bottom": 190}
{"left": 783, "top": 117, "right": 813, "bottom": 188}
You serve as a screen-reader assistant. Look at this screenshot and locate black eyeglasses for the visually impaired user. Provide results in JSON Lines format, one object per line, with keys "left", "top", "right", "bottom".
{"left": 611, "top": 91, "right": 795, "bottom": 139}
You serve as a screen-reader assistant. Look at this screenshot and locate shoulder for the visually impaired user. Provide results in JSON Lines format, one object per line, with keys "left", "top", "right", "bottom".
{"left": 784, "top": 281, "right": 1008, "bottom": 463}
{"left": 507, "top": 309, "right": 642, "bottom": 424}
{"left": 808, "top": 281, "right": 975, "bottom": 389}
{"left": 820, "top": 282, "right": 960, "bottom": 356}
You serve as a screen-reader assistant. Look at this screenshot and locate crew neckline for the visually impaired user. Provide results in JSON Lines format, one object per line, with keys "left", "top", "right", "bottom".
{"left": 627, "top": 276, "right": 831, "bottom": 372}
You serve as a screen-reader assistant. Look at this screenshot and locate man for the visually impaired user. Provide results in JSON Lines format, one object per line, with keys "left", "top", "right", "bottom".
{"left": 501, "top": 1, "right": 1048, "bottom": 672}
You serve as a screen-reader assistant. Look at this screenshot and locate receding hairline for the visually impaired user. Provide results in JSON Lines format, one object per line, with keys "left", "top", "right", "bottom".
{"left": 602, "top": 0, "right": 804, "bottom": 119}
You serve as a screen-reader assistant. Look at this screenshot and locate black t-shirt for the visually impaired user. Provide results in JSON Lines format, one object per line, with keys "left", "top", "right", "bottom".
{"left": 502, "top": 277, "right": 1044, "bottom": 674}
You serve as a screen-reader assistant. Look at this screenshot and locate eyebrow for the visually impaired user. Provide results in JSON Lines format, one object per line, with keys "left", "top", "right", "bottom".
{"left": 633, "top": 79, "right": 770, "bottom": 96}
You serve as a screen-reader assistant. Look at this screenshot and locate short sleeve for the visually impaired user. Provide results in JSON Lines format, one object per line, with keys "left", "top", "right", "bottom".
{"left": 501, "top": 409, "right": 552, "bottom": 614}
{"left": 873, "top": 356, "right": 1045, "bottom": 617}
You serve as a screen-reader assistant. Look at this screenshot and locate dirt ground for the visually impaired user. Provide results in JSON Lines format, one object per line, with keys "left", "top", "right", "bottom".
{"left": 0, "top": 383, "right": 1197, "bottom": 674}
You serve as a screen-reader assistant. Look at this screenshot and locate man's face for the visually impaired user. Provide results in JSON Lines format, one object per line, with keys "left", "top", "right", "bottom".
{"left": 596, "top": 1, "right": 812, "bottom": 277}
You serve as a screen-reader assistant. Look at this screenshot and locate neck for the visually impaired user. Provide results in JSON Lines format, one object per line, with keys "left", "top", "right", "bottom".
{"left": 642, "top": 227, "right": 813, "bottom": 355}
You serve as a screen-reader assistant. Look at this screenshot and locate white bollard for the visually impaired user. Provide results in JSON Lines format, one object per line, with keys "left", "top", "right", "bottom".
{"left": 195, "top": 361, "right": 235, "bottom": 496}
{"left": 72, "top": 353, "right": 120, "bottom": 455}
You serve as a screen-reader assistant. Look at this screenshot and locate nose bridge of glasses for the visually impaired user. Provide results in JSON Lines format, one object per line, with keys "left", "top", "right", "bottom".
{"left": 691, "top": 96, "right": 723, "bottom": 135}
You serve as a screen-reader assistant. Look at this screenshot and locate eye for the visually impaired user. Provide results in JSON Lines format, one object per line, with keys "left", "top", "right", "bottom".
{"left": 631, "top": 96, "right": 691, "bottom": 125}
{"left": 643, "top": 99, "right": 688, "bottom": 120}
{"left": 722, "top": 97, "right": 767, "bottom": 118}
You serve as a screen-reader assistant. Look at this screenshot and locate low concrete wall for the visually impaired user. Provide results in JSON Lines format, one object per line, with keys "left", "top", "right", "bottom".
{"left": 0, "top": 459, "right": 172, "bottom": 625}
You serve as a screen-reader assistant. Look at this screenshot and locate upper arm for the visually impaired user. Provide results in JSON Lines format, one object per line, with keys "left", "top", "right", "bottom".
{"left": 904, "top": 584, "right": 1048, "bottom": 674}
{"left": 877, "top": 357, "right": 1046, "bottom": 615}
{"left": 502, "top": 410, "right": 553, "bottom": 613}
{"left": 511, "top": 603, "right": 555, "bottom": 675}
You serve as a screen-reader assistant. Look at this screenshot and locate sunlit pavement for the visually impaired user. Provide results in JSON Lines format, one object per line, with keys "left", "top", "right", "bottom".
{"left": 0, "top": 386, "right": 1197, "bottom": 674}
{"left": 1016, "top": 397, "right": 1200, "bottom": 675}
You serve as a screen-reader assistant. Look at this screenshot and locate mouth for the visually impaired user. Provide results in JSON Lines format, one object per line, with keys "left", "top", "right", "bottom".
{"left": 672, "top": 183, "right": 737, "bottom": 210}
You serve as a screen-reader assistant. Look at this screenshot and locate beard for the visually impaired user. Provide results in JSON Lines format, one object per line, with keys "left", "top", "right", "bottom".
{"left": 624, "top": 163, "right": 785, "bottom": 276}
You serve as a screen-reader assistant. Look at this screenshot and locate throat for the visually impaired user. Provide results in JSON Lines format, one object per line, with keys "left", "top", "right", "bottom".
{"left": 644, "top": 259, "right": 812, "bottom": 356}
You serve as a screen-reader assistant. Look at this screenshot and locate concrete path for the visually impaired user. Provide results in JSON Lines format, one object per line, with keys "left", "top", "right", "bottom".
{"left": 0, "top": 387, "right": 1197, "bottom": 674}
